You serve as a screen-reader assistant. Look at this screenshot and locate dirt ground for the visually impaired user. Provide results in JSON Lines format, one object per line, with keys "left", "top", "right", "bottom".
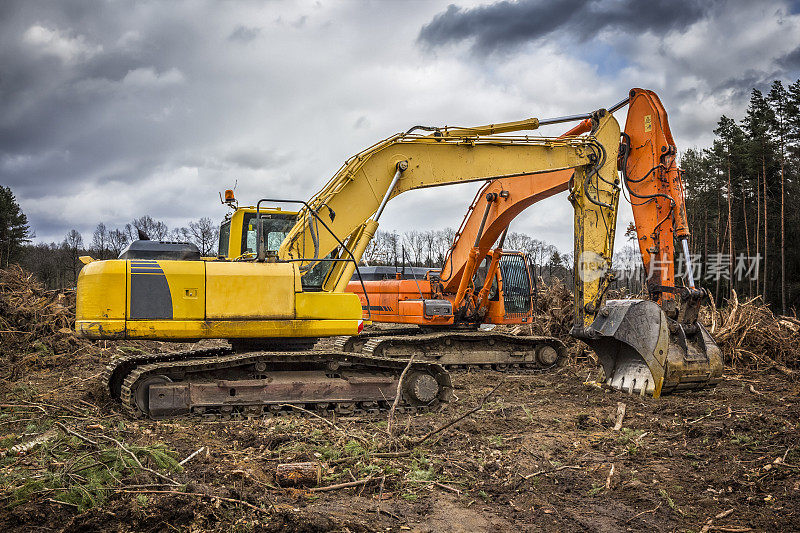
{"left": 1, "top": 341, "right": 798, "bottom": 532}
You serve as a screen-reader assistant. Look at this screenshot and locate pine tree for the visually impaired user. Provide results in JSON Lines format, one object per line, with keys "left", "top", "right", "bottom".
{"left": 741, "top": 90, "right": 774, "bottom": 298}
{"left": 767, "top": 81, "right": 790, "bottom": 314}
{"left": 787, "top": 79, "right": 800, "bottom": 159}
{"left": 0, "top": 186, "right": 32, "bottom": 268}
{"left": 713, "top": 116, "right": 745, "bottom": 299}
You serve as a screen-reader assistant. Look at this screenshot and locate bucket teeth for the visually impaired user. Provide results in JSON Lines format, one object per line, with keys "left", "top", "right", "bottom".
{"left": 605, "top": 358, "right": 654, "bottom": 396}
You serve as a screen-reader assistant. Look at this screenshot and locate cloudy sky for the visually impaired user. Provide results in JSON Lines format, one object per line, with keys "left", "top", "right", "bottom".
{"left": 2, "top": 0, "right": 800, "bottom": 252}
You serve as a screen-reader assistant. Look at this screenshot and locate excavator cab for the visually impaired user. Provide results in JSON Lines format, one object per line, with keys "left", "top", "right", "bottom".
{"left": 570, "top": 89, "right": 722, "bottom": 397}
{"left": 217, "top": 206, "right": 298, "bottom": 260}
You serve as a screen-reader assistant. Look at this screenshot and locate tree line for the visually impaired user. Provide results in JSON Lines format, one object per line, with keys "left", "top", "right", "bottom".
{"left": 681, "top": 79, "right": 800, "bottom": 314}
{"left": 0, "top": 189, "right": 220, "bottom": 289}
{"left": 364, "top": 228, "right": 564, "bottom": 270}
{"left": 361, "top": 227, "right": 574, "bottom": 280}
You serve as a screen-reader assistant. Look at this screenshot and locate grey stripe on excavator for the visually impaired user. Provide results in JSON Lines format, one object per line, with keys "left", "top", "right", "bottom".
{"left": 130, "top": 273, "right": 173, "bottom": 319}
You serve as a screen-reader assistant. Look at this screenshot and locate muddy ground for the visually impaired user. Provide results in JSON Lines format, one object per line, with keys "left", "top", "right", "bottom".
{"left": 0, "top": 342, "right": 798, "bottom": 532}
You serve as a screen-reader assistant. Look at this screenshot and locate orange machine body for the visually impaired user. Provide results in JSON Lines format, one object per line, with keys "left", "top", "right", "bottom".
{"left": 347, "top": 250, "right": 536, "bottom": 326}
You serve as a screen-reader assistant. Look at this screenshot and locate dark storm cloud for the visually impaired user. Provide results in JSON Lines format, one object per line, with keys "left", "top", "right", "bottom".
{"left": 229, "top": 25, "right": 261, "bottom": 42}
{"left": 0, "top": 1, "right": 207, "bottom": 198}
{"left": 713, "top": 72, "right": 779, "bottom": 100}
{"left": 418, "top": 0, "right": 711, "bottom": 54}
{"left": 778, "top": 44, "right": 800, "bottom": 72}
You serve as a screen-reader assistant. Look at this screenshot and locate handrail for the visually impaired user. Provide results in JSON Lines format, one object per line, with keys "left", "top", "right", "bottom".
{"left": 255, "top": 198, "right": 371, "bottom": 320}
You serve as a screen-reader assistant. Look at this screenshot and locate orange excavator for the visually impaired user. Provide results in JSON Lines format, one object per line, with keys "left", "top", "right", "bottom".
{"left": 344, "top": 89, "right": 722, "bottom": 397}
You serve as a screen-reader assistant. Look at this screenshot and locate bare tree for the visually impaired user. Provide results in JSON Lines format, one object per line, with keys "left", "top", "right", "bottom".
{"left": 434, "top": 227, "right": 456, "bottom": 265}
{"left": 131, "top": 215, "right": 169, "bottom": 241}
{"left": 169, "top": 226, "right": 191, "bottom": 242}
{"left": 62, "top": 229, "right": 84, "bottom": 286}
{"left": 91, "top": 222, "right": 109, "bottom": 258}
{"left": 421, "top": 230, "right": 436, "bottom": 266}
{"left": 402, "top": 230, "right": 427, "bottom": 265}
{"left": 108, "top": 229, "right": 129, "bottom": 256}
{"left": 387, "top": 232, "right": 399, "bottom": 266}
{"left": 530, "top": 239, "right": 547, "bottom": 277}
{"left": 187, "top": 217, "right": 220, "bottom": 256}
{"left": 363, "top": 230, "right": 397, "bottom": 265}
{"left": 505, "top": 231, "right": 529, "bottom": 252}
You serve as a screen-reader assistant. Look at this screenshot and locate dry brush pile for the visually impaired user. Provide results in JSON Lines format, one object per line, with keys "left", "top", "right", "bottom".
{"left": 0, "top": 265, "right": 88, "bottom": 376}
{"left": 528, "top": 279, "right": 800, "bottom": 372}
{"left": 705, "top": 290, "right": 800, "bottom": 372}
{"left": 531, "top": 278, "right": 574, "bottom": 341}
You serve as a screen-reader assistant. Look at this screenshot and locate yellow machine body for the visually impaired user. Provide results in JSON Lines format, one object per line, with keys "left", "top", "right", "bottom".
{"left": 76, "top": 205, "right": 363, "bottom": 340}
{"left": 76, "top": 259, "right": 362, "bottom": 340}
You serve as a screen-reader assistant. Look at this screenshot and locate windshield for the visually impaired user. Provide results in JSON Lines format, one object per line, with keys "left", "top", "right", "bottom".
{"left": 218, "top": 220, "right": 231, "bottom": 258}
{"left": 241, "top": 212, "right": 296, "bottom": 256}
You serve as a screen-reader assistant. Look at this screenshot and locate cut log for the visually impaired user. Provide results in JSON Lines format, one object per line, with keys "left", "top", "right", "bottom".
{"left": 276, "top": 461, "right": 322, "bottom": 487}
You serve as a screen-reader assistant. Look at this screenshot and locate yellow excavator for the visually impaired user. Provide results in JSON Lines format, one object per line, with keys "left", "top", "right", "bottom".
{"left": 76, "top": 89, "right": 720, "bottom": 419}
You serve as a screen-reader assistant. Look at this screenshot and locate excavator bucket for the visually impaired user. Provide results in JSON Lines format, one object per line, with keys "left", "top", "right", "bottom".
{"left": 579, "top": 299, "right": 723, "bottom": 398}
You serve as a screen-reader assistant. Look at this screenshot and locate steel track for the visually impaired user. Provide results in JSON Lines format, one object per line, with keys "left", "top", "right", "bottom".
{"left": 107, "top": 347, "right": 452, "bottom": 420}
{"left": 334, "top": 330, "right": 568, "bottom": 372}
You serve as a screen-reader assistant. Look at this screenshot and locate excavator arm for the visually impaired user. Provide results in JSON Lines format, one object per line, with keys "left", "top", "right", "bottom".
{"left": 278, "top": 113, "right": 620, "bottom": 294}
{"left": 572, "top": 89, "right": 722, "bottom": 397}
{"left": 623, "top": 89, "right": 690, "bottom": 296}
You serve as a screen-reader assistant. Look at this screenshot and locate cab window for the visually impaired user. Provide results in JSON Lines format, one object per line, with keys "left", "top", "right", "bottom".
{"left": 218, "top": 220, "right": 231, "bottom": 258}
{"left": 241, "top": 213, "right": 296, "bottom": 255}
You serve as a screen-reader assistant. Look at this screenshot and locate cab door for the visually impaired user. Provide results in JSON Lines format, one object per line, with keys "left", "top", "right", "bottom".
{"left": 498, "top": 253, "right": 532, "bottom": 320}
